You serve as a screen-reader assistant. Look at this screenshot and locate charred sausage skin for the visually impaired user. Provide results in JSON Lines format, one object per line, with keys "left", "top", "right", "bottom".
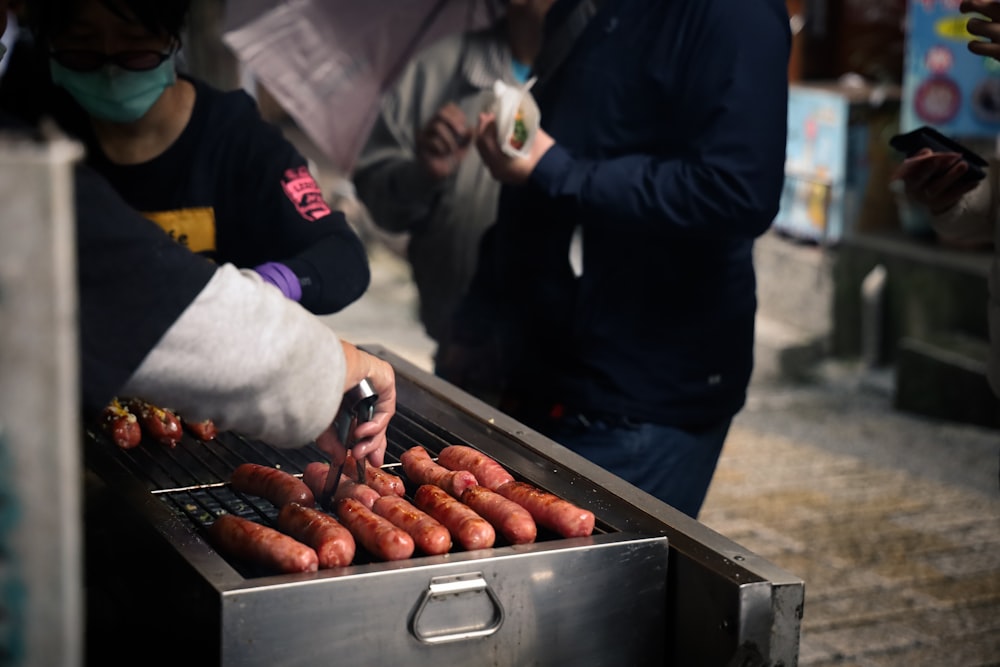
{"left": 303, "top": 462, "right": 380, "bottom": 509}
{"left": 336, "top": 497, "right": 415, "bottom": 561}
{"left": 277, "top": 502, "right": 355, "bottom": 568}
{"left": 123, "top": 398, "right": 183, "bottom": 447}
{"left": 100, "top": 398, "right": 141, "bottom": 449}
{"left": 437, "top": 445, "right": 514, "bottom": 491}
{"left": 373, "top": 495, "right": 452, "bottom": 555}
{"left": 413, "top": 484, "right": 495, "bottom": 551}
{"left": 461, "top": 485, "right": 537, "bottom": 545}
{"left": 183, "top": 418, "right": 218, "bottom": 441}
{"left": 344, "top": 453, "right": 405, "bottom": 497}
{"left": 208, "top": 513, "right": 318, "bottom": 573}
{"left": 400, "top": 445, "right": 479, "bottom": 498}
{"left": 231, "top": 462, "right": 315, "bottom": 509}
{"left": 495, "top": 481, "right": 595, "bottom": 538}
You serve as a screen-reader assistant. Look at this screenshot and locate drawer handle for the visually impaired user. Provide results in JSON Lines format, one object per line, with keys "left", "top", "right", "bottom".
{"left": 410, "top": 572, "right": 504, "bottom": 644}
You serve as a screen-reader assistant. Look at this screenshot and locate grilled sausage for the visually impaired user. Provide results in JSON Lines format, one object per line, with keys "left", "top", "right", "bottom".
{"left": 372, "top": 495, "right": 452, "bottom": 556}
{"left": 461, "top": 485, "right": 537, "bottom": 545}
{"left": 230, "top": 462, "right": 315, "bottom": 509}
{"left": 303, "top": 462, "right": 381, "bottom": 509}
{"left": 413, "top": 484, "right": 495, "bottom": 551}
{"left": 400, "top": 445, "right": 478, "bottom": 498}
{"left": 495, "top": 482, "right": 595, "bottom": 538}
{"left": 100, "top": 398, "right": 141, "bottom": 449}
{"left": 123, "top": 398, "right": 183, "bottom": 447}
{"left": 208, "top": 513, "right": 318, "bottom": 573}
{"left": 303, "top": 461, "right": 333, "bottom": 500}
{"left": 277, "top": 502, "right": 355, "bottom": 568}
{"left": 335, "top": 497, "right": 415, "bottom": 561}
{"left": 303, "top": 461, "right": 334, "bottom": 499}
{"left": 344, "top": 452, "right": 405, "bottom": 497}
{"left": 437, "top": 445, "right": 514, "bottom": 491}
{"left": 183, "top": 417, "right": 217, "bottom": 441}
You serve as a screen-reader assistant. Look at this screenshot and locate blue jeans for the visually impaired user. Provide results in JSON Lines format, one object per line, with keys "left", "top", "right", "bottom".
{"left": 543, "top": 415, "right": 732, "bottom": 519}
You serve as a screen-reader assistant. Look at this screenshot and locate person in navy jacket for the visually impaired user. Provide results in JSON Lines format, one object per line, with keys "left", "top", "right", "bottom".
{"left": 441, "top": 0, "right": 791, "bottom": 518}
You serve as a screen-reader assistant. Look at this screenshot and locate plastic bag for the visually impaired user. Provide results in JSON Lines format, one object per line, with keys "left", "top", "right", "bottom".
{"left": 489, "top": 77, "right": 541, "bottom": 159}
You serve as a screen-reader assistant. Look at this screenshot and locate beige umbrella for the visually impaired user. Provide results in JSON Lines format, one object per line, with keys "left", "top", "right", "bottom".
{"left": 222, "top": 0, "right": 502, "bottom": 174}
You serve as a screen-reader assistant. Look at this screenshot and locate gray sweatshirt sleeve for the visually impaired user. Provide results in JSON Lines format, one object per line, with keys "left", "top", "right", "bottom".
{"left": 121, "top": 264, "right": 346, "bottom": 448}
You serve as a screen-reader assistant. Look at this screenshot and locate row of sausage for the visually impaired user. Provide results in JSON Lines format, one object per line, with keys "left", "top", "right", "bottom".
{"left": 101, "top": 396, "right": 217, "bottom": 448}
{"left": 207, "top": 444, "right": 596, "bottom": 574}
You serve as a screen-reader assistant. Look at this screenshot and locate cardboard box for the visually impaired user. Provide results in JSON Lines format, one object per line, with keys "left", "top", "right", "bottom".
{"left": 775, "top": 81, "right": 901, "bottom": 244}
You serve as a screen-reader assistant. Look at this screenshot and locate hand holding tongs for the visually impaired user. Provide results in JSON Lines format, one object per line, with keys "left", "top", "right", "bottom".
{"left": 319, "top": 378, "right": 378, "bottom": 511}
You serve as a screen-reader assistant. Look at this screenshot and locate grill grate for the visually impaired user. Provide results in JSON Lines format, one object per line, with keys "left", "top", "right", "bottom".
{"left": 92, "top": 404, "right": 592, "bottom": 575}
{"left": 81, "top": 350, "right": 803, "bottom": 665}
{"left": 111, "top": 404, "right": 454, "bottom": 494}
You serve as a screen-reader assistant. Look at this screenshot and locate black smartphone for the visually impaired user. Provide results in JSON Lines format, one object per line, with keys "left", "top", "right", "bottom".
{"left": 889, "top": 125, "right": 988, "bottom": 184}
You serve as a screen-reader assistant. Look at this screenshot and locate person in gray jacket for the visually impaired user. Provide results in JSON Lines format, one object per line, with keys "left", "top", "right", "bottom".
{"left": 353, "top": 0, "right": 550, "bottom": 382}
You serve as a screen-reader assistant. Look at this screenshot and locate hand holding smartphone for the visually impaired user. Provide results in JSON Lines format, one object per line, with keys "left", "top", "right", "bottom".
{"left": 889, "top": 126, "right": 988, "bottom": 185}
{"left": 889, "top": 126, "right": 989, "bottom": 215}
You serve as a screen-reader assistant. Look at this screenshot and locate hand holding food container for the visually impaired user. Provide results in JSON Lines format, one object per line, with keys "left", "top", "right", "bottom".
{"left": 476, "top": 77, "right": 552, "bottom": 184}
{"left": 489, "top": 77, "right": 541, "bottom": 158}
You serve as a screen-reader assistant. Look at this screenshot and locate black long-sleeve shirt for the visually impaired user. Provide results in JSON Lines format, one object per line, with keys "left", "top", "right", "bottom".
{"left": 74, "top": 76, "right": 370, "bottom": 315}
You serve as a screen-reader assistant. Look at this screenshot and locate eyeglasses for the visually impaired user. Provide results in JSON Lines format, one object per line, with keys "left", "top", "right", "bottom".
{"left": 50, "top": 49, "right": 173, "bottom": 72}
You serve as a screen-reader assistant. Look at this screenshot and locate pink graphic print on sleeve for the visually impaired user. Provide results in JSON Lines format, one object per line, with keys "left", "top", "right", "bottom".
{"left": 281, "top": 166, "right": 332, "bottom": 221}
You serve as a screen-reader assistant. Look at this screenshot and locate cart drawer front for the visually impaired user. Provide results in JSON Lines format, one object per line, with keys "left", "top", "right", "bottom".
{"left": 221, "top": 535, "right": 669, "bottom": 666}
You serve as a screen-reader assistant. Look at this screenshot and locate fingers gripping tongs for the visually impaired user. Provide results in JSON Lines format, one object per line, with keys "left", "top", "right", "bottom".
{"left": 319, "top": 378, "right": 378, "bottom": 512}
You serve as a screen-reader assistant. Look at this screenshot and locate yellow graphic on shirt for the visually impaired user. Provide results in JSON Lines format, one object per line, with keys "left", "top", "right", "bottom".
{"left": 142, "top": 207, "right": 217, "bottom": 253}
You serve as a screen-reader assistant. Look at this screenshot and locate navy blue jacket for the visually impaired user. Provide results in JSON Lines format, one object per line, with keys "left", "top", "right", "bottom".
{"left": 455, "top": 0, "right": 790, "bottom": 428}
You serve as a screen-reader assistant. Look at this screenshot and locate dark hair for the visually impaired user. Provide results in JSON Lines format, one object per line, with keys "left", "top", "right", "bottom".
{"left": 27, "top": 0, "right": 192, "bottom": 45}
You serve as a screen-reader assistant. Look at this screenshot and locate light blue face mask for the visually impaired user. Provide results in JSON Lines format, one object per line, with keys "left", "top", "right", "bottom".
{"left": 49, "top": 56, "right": 177, "bottom": 123}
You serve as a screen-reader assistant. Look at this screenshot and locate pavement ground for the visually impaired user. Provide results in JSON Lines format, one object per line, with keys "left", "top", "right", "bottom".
{"left": 322, "top": 243, "right": 1000, "bottom": 667}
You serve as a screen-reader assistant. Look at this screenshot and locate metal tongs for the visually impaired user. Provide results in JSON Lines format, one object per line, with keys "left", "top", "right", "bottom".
{"left": 319, "top": 378, "right": 378, "bottom": 511}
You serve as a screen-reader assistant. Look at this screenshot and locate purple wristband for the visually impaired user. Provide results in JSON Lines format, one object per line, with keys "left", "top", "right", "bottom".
{"left": 254, "top": 261, "right": 302, "bottom": 302}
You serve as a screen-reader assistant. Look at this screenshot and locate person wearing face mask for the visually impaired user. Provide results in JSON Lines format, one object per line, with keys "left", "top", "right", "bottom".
{"left": 3, "top": 7, "right": 399, "bottom": 659}
{"left": 0, "top": 1, "right": 396, "bottom": 462}
{"left": 14, "top": 0, "right": 371, "bottom": 317}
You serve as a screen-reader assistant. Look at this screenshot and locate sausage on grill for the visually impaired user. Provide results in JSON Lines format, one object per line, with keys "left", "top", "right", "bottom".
{"left": 100, "top": 398, "right": 141, "bottom": 449}
{"left": 230, "top": 462, "right": 315, "bottom": 509}
{"left": 461, "top": 485, "right": 537, "bottom": 545}
{"left": 413, "top": 484, "right": 495, "bottom": 551}
{"left": 183, "top": 418, "right": 217, "bottom": 441}
{"left": 495, "top": 481, "right": 595, "bottom": 538}
{"left": 208, "top": 513, "right": 318, "bottom": 573}
{"left": 372, "top": 495, "right": 452, "bottom": 555}
{"left": 400, "top": 445, "right": 478, "bottom": 498}
{"left": 335, "top": 497, "right": 415, "bottom": 561}
{"left": 344, "top": 453, "right": 405, "bottom": 497}
{"left": 437, "top": 445, "right": 514, "bottom": 491}
{"left": 124, "top": 398, "right": 183, "bottom": 447}
{"left": 277, "top": 502, "right": 355, "bottom": 568}
{"left": 303, "top": 462, "right": 380, "bottom": 509}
